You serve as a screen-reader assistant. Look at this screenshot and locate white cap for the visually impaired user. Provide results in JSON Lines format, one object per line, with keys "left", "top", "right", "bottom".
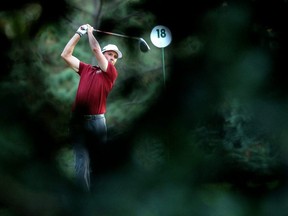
{"left": 102, "top": 44, "right": 122, "bottom": 59}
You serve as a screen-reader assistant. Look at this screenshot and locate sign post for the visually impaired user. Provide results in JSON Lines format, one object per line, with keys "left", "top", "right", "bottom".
{"left": 150, "top": 25, "right": 172, "bottom": 87}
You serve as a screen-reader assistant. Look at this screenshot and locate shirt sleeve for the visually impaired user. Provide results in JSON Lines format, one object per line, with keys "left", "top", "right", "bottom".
{"left": 106, "top": 62, "right": 118, "bottom": 83}
{"left": 78, "top": 62, "right": 91, "bottom": 76}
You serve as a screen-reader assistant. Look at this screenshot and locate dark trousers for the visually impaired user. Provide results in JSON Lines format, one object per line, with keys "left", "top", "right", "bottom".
{"left": 69, "top": 113, "right": 107, "bottom": 191}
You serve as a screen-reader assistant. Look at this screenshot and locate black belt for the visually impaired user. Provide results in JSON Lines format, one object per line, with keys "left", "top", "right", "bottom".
{"left": 83, "top": 114, "right": 105, "bottom": 120}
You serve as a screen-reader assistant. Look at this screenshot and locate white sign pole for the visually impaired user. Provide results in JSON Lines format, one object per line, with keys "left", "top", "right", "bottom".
{"left": 161, "top": 48, "right": 166, "bottom": 86}
{"left": 150, "top": 25, "right": 172, "bottom": 87}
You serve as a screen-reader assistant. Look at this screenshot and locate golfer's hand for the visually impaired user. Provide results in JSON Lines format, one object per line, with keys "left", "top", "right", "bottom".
{"left": 87, "top": 24, "right": 94, "bottom": 34}
{"left": 76, "top": 24, "right": 88, "bottom": 37}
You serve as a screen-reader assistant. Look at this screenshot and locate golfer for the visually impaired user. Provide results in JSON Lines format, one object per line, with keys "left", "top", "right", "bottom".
{"left": 61, "top": 24, "right": 122, "bottom": 191}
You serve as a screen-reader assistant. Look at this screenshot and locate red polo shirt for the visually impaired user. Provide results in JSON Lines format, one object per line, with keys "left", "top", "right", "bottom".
{"left": 72, "top": 61, "right": 118, "bottom": 115}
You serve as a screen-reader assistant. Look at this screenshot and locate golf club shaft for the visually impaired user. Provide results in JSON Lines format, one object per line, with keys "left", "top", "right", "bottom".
{"left": 92, "top": 28, "right": 150, "bottom": 52}
{"left": 93, "top": 29, "right": 140, "bottom": 40}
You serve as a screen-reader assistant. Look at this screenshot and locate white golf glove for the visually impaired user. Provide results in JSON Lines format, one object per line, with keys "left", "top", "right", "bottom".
{"left": 76, "top": 25, "right": 88, "bottom": 37}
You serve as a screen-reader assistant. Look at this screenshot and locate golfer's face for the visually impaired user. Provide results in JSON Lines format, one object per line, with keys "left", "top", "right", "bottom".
{"left": 104, "top": 51, "right": 118, "bottom": 65}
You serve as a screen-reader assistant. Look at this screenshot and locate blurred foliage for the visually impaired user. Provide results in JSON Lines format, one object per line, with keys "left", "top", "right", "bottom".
{"left": 1, "top": 0, "right": 288, "bottom": 215}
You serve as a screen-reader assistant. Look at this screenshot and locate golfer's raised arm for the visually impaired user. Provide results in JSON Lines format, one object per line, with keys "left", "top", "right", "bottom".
{"left": 61, "top": 33, "right": 81, "bottom": 72}
{"left": 87, "top": 24, "right": 108, "bottom": 72}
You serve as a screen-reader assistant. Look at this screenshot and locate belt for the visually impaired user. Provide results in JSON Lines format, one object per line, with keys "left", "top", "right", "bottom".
{"left": 83, "top": 114, "right": 105, "bottom": 120}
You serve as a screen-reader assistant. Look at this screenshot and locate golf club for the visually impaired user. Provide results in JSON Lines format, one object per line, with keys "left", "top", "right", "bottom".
{"left": 93, "top": 29, "right": 150, "bottom": 53}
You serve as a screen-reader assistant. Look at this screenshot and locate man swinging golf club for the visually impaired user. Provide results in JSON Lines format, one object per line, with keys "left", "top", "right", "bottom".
{"left": 61, "top": 24, "right": 122, "bottom": 191}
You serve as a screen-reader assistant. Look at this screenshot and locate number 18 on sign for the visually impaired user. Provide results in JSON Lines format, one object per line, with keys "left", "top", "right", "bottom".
{"left": 150, "top": 25, "right": 172, "bottom": 86}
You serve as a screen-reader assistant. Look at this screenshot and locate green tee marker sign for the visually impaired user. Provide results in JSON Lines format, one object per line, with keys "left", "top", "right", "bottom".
{"left": 150, "top": 25, "right": 172, "bottom": 87}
